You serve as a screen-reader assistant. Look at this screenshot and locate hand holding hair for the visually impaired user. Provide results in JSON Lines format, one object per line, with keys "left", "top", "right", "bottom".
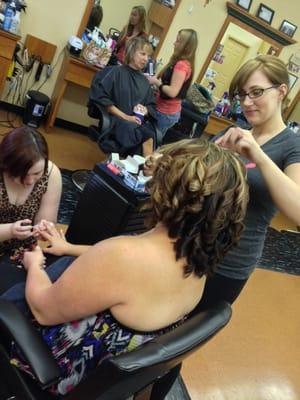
{"left": 215, "top": 127, "right": 265, "bottom": 165}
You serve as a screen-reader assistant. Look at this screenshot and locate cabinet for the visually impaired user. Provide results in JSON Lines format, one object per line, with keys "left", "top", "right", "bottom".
{"left": 0, "top": 29, "right": 20, "bottom": 99}
{"left": 66, "top": 163, "right": 149, "bottom": 245}
{"left": 205, "top": 114, "right": 233, "bottom": 135}
{"left": 148, "top": 0, "right": 181, "bottom": 58}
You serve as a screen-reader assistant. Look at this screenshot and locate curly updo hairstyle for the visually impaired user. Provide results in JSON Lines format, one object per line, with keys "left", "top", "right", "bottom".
{"left": 145, "top": 139, "right": 249, "bottom": 278}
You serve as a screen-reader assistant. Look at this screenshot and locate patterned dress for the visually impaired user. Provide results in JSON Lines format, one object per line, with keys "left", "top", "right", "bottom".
{"left": 0, "top": 172, "right": 48, "bottom": 257}
{"left": 11, "top": 311, "right": 184, "bottom": 396}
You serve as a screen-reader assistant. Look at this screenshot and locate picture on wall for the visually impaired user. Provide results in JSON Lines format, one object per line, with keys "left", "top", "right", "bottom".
{"left": 279, "top": 20, "right": 297, "bottom": 38}
{"left": 236, "top": 0, "right": 252, "bottom": 11}
{"left": 256, "top": 3, "right": 274, "bottom": 25}
{"left": 289, "top": 52, "right": 300, "bottom": 67}
{"left": 288, "top": 72, "right": 298, "bottom": 90}
{"left": 267, "top": 46, "right": 279, "bottom": 56}
{"left": 288, "top": 61, "right": 300, "bottom": 74}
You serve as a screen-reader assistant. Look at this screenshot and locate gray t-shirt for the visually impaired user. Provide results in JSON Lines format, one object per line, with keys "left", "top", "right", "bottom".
{"left": 216, "top": 128, "right": 300, "bottom": 279}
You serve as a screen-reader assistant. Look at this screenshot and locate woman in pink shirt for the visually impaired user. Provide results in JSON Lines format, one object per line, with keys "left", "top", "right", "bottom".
{"left": 148, "top": 29, "right": 198, "bottom": 136}
{"left": 115, "top": 6, "right": 147, "bottom": 63}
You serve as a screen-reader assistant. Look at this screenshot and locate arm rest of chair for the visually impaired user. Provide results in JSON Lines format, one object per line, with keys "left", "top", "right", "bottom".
{"left": 110, "top": 301, "right": 231, "bottom": 372}
{"left": 0, "top": 299, "right": 61, "bottom": 388}
{"left": 87, "top": 102, "right": 111, "bottom": 135}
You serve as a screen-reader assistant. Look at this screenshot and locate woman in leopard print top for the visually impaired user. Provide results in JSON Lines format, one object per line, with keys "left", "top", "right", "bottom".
{"left": 0, "top": 126, "right": 62, "bottom": 259}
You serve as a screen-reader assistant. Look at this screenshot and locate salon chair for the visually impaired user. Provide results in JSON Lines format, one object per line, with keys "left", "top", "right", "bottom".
{"left": 72, "top": 66, "right": 162, "bottom": 191}
{"left": 163, "top": 84, "right": 214, "bottom": 145}
{"left": 180, "top": 102, "right": 211, "bottom": 137}
{"left": 0, "top": 299, "right": 231, "bottom": 400}
{"left": 163, "top": 106, "right": 210, "bottom": 145}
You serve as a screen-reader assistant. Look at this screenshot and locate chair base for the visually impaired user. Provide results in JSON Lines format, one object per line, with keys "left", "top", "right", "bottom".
{"left": 71, "top": 169, "right": 91, "bottom": 192}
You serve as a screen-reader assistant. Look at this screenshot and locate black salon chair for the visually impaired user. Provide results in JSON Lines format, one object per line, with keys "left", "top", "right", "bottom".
{"left": 163, "top": 84, "right": 214, "bottom": 145}
{"left": 87, "top": 65, "right": 162, "bottom": 155}
{"left": 180, "top": 102, "right": 211, "bottom": 137}
{"left": 72, "top": 66, "right": 162, "bottom": 191}
{"left": 0, "top": 299, "right": 231, "bottom": 400}
{"left": 163, "top": 107, "right": 211, "bottom": 145}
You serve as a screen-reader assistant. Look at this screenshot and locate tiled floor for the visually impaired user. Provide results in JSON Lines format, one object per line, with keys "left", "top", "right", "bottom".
{"left": 1, "top": 113, "right": 299, "bottom": 400}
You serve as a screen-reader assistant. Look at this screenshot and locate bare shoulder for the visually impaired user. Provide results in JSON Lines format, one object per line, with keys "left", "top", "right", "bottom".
{"left": 92, "top": 235, "right": 140, "bottom": 265}
{"left": 47, "top": 161, "right": 62, "bottom": 191}
{"left": 48, "top": 161, "right": 61, "bottom": 181}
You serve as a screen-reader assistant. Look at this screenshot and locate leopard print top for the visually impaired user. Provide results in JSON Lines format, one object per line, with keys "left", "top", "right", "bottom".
{"left": 0, "top": 172, "right": 49, "bottom": 255}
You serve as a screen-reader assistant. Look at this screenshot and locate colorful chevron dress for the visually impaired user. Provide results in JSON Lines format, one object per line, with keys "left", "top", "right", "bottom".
{"left": 11, "top": 310, "right": 183, "bottom": 396}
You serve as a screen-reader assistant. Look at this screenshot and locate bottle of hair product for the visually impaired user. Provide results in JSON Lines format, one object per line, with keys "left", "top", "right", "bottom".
{"left": 221, "top": 91, "right": 231, "bottom": 117}
{"left": 3, "top": 0, "right": 15, "bottom": 32}
{"left": 10, "top": 9, "right": 20, "bottom": 34}
{"left": 214, "top": 98, "right": 225, "bottom": 117}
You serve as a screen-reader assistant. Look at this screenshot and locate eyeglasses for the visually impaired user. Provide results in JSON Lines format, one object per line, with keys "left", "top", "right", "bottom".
{"left": 234, "top": 85, "right": 279, "bottom": 101}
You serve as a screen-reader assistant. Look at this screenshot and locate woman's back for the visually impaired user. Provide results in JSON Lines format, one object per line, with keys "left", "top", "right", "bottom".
{"left": 109, "top": 226, "right": 205, "bottom": 331}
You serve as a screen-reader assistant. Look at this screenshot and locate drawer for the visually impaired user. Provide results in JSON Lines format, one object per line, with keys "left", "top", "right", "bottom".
{"left": 0, "top": 33, "right": 17, "bottom": 59}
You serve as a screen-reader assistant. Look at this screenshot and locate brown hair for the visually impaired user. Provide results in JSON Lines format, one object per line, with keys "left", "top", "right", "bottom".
{"left": 124, "top": 36, "right": 152, "bottom": 65}
{"left": 86, "top": 5, "right": 103, "bottom": 31}
{"left": 158, "top": 29, "right": 198, "bottom": 81}
{"left": 229, "top": 55, "right": 290, "bottom": 102}
{"left": 144, "top": 139, "right": 248, "bottom": 278}
{"left": 118, "top": 6, "right": 147, "bottom": 46}
{"left": 0, "top": 126, "right": 48, "bottom": 183}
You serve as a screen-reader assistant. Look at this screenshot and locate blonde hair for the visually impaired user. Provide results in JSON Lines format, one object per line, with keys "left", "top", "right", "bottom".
{"left": 144, "top": 139, "right": 249, "bottom": 278}
{"left": 118, "top": 6, "right": 146, "bottom": 45}
{"left": 229, "top": 55, "right": 290, "bottom": 102}
{"left": 158, "top": 29, "right": 198, "bottom": 80}
{"left": 124, "top": 36, "right": 152, "bottom": 66}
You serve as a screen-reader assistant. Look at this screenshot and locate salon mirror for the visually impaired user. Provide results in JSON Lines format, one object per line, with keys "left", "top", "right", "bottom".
{"left": 198, "top": 21, "right": 280, "bottom": 101}
{"left": 77, "top": 0, "right": 101, "bottom": 39}
{"left": 194, "top": 1, "right": 299, "bottom": 103}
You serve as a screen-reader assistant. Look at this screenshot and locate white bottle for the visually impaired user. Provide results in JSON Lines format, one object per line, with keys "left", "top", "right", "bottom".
{"left": 10, "top": 10, "right": 20, "bottom": 34}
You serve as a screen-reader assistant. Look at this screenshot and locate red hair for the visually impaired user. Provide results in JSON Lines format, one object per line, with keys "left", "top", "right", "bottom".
{"left": 0, "top": 126, "right": 49, "bottom": 183}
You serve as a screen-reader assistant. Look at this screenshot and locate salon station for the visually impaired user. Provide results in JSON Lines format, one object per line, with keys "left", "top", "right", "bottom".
{"left": 0, "top": 1, "right": 300, "bottom": 399}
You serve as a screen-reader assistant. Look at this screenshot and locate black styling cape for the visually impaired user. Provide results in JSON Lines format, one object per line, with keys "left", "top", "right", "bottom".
{"left": 90, "top": 65, "right": 157, "bottom": 154}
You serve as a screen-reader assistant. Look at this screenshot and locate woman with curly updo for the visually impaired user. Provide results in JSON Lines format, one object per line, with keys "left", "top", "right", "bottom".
{"left": 6, "top": 140, "right": 248, "bottom": 397}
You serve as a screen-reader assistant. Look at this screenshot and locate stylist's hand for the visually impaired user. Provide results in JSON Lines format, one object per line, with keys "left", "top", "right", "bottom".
{"left": 147, "top": 75, "right": 161, "bottom": 87}
{"left": 38, "top": 222, "right": 69, "bottom": 256}
{"left": 215, "top": 127, "right": 265, "bottom": 165}
{"left": 11, "top": 219, "right": 33, "bottom": 240}
{"left": 23, "top": 245, "right": 45, "bottom": 272}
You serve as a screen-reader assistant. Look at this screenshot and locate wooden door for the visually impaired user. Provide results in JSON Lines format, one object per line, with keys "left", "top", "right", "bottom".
{"left": 202, "top": 36, "right": 249, "bottom": 100}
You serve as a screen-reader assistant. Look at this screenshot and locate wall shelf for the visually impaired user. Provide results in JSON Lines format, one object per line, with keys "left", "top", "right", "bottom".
{"left": 148, "top": 0, "right": 181, "bottom": 57}
{"left": 227, "top": 2, "right": 296, "bottom": 47}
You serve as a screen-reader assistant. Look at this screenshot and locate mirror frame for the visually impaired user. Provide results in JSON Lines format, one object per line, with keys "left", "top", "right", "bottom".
{"left": 196, "top": 2, "right": 296, "bottom": 83}
{"left": 284, "top": 89, "right": 300, "bottom": 119}
{"left": 77, "top": 0, "right": 94, "bottom": 38}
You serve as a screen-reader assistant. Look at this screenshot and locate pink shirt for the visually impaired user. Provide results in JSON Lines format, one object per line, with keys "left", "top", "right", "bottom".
{"left": 156, "top": 60, "right": 191, "bottom": 115}
{"left": 116, "top": 32, "right": 148, "bottom": 63}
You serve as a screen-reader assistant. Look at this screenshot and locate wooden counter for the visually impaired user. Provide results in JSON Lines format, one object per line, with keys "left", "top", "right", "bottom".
{"left": 45, "top": 51, "right": 100, "bottom": 130}
{"left": 205, "top": 114, "right": 234, "bottom": 135}
{"left": 0, "top": 29, "right": 20, "bottom": 99}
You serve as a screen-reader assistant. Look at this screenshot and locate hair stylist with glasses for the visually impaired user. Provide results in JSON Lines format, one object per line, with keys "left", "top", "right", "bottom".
{"left": 194, "top": 55, "right": 300, "bottom": 312}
